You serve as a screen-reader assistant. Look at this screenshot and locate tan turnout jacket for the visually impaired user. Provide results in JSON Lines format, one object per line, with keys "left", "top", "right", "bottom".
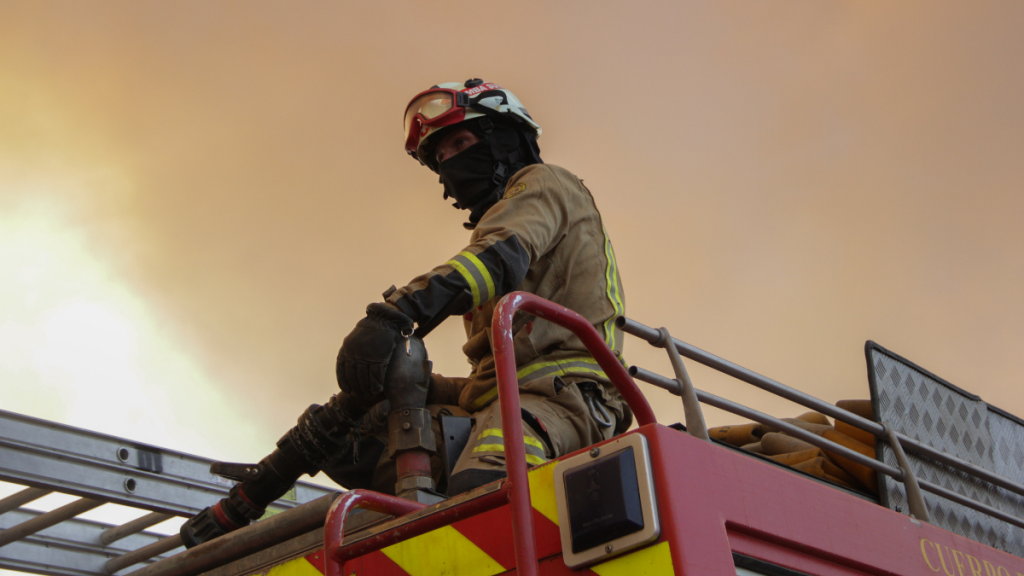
{"left": 387, "top": 164, "right": 628, "bottom": 424}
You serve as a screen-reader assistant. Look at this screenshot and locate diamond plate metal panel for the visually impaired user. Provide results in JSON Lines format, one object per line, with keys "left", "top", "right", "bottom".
{"left": 867, "top": 341, "right": 1024, "bottom": 557}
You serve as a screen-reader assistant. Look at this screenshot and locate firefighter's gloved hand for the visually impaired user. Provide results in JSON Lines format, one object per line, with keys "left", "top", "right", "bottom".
{"left": 336, "top": 303, "right": 415, "bottom": 400}
{"left": 383, "top": 335, "right": 430, "bottom": 411}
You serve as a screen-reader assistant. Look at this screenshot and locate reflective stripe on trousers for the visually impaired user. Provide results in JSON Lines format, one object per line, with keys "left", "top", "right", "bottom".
{"left": 472, "top": 428, "right": 548, "bottom": 466}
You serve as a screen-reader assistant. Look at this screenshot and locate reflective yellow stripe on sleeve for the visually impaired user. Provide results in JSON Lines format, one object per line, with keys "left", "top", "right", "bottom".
{"left": 459, "top": 251, "right": 495, "bottom": 304}
{"left": 446, "top": 258, "right": 482, "bottom": 307}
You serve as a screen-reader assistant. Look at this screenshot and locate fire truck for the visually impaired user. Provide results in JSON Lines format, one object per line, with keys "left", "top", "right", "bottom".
{"left": 2, "top": 292, "right": 1023, "bottom": 576}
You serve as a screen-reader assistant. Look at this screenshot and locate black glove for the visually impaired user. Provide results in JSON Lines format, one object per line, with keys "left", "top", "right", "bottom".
{"left": 336, "top": 303, "right": 414, "bottom": 400}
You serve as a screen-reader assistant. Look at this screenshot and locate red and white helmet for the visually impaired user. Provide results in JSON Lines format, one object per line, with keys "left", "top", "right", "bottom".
{"left": 403, "top": 79, "right": 542, "bottom": 163}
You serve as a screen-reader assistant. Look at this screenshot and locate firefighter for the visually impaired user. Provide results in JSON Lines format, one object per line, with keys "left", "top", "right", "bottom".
{"left": 333, "top": 79, "right": 631, "bottom": 494}
{"left": 180, "top": 79, "right": 631, "bottom": 547}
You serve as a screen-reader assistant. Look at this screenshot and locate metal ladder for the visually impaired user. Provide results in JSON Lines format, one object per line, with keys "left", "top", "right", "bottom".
{"left": 0, "top": 408, "right": 336, "bottom": 575}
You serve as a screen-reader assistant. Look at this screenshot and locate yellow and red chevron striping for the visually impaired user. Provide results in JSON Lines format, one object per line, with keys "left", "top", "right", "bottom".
{"left": 341, "top": 463, "right": 561, "bottom": 575}
{"left": 339, "top": 536, "right": 672, "bottom": 576}
{"left": 342, "top": 504, "right": 561, "bottom": 575}
{"left": 261, "top": 550, "right": 326, "bottom": 576}
{"left": 266, "top": 538, "right": 672, "bottom": 576}
{"left": 261, "top": 460, "right": 673, "bottom": 575}
{"left": 282, "top": 463, "right": 673, "bottom": 576}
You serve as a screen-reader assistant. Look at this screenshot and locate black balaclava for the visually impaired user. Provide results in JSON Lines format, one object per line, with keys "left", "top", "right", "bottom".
{"left": 433, "top": 117, "right": 542, "bottom": 229}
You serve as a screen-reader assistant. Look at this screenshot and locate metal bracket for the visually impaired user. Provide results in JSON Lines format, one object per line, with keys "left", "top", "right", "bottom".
{"left": 439, "top": 415, "right": 473, "bottom": 477}
{"left": 210, "top": 462, "right": 264, "bottom": 483}
{"left": 655, "top": 327, "right": 710, "bottom": 441}
{"left": 882, "top": 422, "right": 930, "bottom": 522}
{"left": 387, "top": 408, "right": 436, "bottom": 458}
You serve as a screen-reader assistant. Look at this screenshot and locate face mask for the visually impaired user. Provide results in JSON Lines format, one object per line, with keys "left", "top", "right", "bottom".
{"left": 438, "top": 139, "right": 502, "bottom": 212}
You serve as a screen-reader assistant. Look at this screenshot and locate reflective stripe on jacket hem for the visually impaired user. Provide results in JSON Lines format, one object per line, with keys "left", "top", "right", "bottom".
{"left": 467, "top": 356, "right": 609, "bottom": 411}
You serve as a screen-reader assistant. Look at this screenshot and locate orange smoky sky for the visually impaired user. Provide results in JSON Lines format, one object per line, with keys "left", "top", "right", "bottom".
{"left": 1, "top": 1, "right": 1022, "bottom": 479}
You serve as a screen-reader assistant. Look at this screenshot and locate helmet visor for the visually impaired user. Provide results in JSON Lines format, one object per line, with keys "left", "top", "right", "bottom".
{"left": 404, "top": 92, "right": 453, "bottom": 138}
{"left": 403, "top": 89, "right": 471, "bottom": 156}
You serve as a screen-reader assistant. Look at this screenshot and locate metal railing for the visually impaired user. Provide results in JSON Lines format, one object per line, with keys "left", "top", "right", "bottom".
{"left": 36, "top": 301, "right": 1024, "bottom": 575}
{"left": 0, "top": 408, "right": 336, "bottom": 575}
{"left": 617, "top": 315, "right": 1024, "bottom": 530}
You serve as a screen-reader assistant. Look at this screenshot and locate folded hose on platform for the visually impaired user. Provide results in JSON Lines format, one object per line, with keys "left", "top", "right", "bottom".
{"left": 708, "top": 399, "right": 879, "bottom": 495}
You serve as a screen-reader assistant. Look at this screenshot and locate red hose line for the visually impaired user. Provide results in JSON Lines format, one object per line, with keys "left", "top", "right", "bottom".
{"left": 395, "top": 450, "right": 432, "bottom": 480}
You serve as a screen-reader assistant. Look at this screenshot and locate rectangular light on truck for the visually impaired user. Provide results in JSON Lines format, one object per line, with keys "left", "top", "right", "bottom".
{"left": 553, "top": 432, "right": 660, "bottom": 568}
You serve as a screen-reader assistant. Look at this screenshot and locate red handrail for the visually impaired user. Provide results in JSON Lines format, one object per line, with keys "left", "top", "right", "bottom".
{"left": 323, "top": 293, "right": 656, "bottom": 576}
{"left": 491, "top": 292, "right": 657, "bottom": 576}
{"left": 324, "top": 486, "right": 512, "bottom": 575}
{"left": 323, "top": 490, "right": 425, "bottom": 576}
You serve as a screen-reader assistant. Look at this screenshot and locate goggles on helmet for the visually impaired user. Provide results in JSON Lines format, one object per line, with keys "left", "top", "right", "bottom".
{"left": 403, "top": 88, "right": 471, "bottom": 156}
